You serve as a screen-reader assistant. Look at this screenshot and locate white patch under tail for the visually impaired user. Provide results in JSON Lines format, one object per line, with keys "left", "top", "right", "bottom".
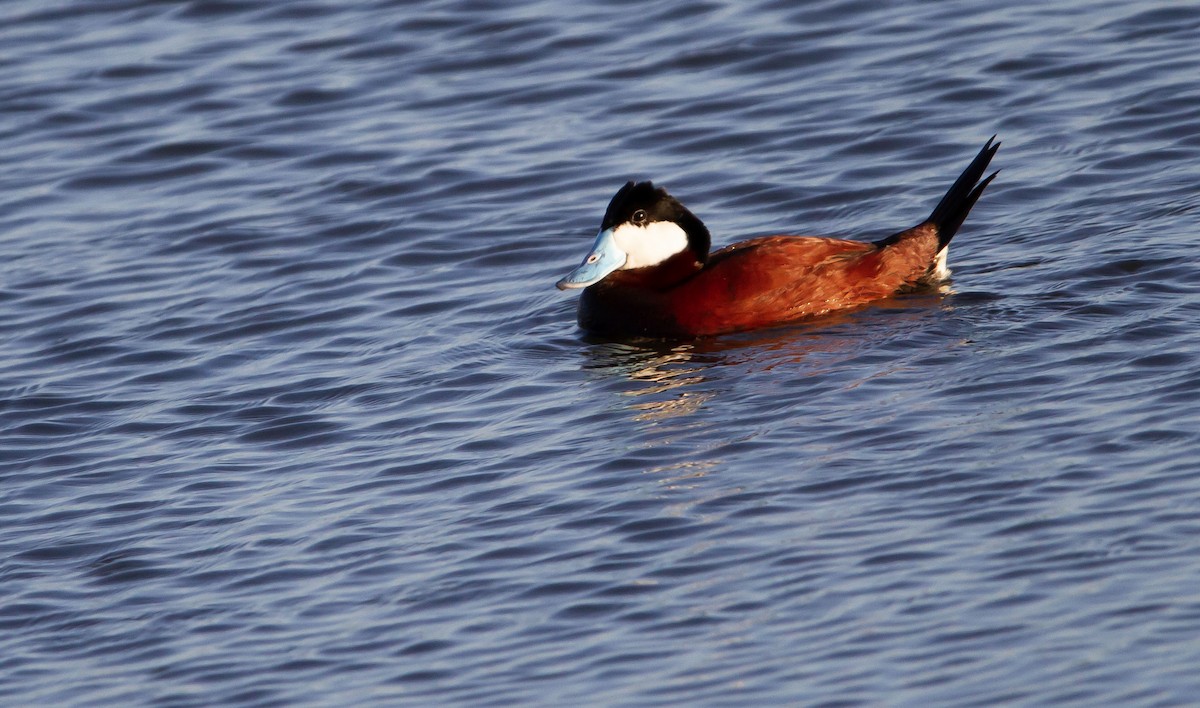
{"left": 610, "top": 221, "right": 689, "bottom": 269}
{"left": 931, "top": 246, "right": 951, "bottom": 280}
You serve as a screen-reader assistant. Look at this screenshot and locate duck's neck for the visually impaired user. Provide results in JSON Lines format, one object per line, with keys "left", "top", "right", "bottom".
{"left": 606, "top": 250, "right": 704, "bottom": 291}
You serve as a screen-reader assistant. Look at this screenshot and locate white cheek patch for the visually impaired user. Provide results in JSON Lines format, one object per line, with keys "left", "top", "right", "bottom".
{"left": 610, "top": 221, "right": 689, "bottom": 270}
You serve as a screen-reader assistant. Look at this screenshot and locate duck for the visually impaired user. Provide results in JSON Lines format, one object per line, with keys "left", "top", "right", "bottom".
{"left": 556, "top": 137, "right": 999, "bottom": 338}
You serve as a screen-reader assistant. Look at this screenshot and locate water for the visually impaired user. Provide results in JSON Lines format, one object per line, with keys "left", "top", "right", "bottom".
{"left": 2, "top": 0, "right": 1199, "bottom": 704}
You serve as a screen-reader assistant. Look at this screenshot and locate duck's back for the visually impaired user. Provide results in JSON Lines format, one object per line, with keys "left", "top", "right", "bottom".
{"left": 667, "top": 226, "right": 941, "bottom": 335}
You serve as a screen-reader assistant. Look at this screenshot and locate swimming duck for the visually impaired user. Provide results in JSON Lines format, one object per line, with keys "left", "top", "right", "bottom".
{"left": 557, "top": 137, "right": 999, "bottom": 338}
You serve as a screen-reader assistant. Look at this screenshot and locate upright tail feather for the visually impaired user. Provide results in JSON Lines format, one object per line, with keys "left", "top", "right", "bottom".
{"left": 929, "top": 136, "right": 1000, "bottom": 250}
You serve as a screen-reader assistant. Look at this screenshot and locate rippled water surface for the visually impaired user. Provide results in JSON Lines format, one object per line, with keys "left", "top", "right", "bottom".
{"left": 3, "top": 0, "right": 1200, "bottom": 704}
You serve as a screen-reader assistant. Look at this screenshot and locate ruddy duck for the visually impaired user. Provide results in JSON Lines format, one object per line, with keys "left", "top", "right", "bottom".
{"left": 557, "top": 137, "right": 999, "bottom": 338}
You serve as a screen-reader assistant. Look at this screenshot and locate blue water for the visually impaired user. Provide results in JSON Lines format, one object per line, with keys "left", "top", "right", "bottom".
{"left": 3, "top": 0, "right": 1200, "bottom": 704}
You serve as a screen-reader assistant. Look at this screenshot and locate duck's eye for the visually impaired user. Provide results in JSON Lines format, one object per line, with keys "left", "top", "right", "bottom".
{"left": 632, "top": 210, "right": 648, "bottom": 225}
{"left": 586, "top": 254, "right": 599, "bottom": 264}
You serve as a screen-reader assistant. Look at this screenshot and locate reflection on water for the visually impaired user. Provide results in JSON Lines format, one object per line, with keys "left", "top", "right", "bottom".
{"left": 648, "top": 458, "right": 722, "bottom": 491}
{"left": 578, "top": 290, "right": 959, "bottom": 423}
{"left": 618, "top": 347, "right": 711, "bottom": 422}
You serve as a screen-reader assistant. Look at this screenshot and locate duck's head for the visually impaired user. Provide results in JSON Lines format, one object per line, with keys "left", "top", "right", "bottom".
{"left": 556, "top": 181, "right": 711, "bottom": 290}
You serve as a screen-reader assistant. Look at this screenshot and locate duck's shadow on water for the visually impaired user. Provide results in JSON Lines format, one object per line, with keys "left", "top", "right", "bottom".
{"left": 572, "top": 290, "right": 962, "bottom": 422}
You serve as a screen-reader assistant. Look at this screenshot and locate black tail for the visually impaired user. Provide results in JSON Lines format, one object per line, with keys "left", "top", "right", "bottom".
{"left": 928, "top": 136, "right": 1000, "bottom": 250}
